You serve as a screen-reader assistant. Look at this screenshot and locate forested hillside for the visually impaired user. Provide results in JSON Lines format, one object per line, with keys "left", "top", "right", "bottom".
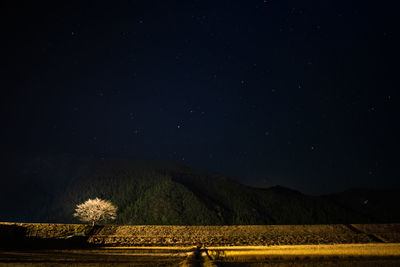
{"left": 1, "top": 155, "right": 399, "bottom": 224}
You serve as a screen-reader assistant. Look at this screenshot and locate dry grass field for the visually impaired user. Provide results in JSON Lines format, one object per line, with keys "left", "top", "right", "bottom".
{"left": 1, "top": 223, "right": 400, "bottom": 266}
{"left": 86, "top": 224, "right": 398, "bottom": 246}
{"left": 0, "top": 248, "right": 191, "bottom": 266}
{"left": 207, "top": 243, "right": 400, "bottom": 266}
{"left": 1, "top": 244, "right": 400, "bottom": 266}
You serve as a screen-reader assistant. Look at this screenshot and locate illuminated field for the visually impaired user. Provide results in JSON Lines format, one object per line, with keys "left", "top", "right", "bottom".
{"left": 1, "top": 244, "right": 400, "bottom": 266}
{"left": 206, "top": 244, "right": 400, "bottom": 266}
{"left": 208, "top": 243, "right": 400, "bottom": 258}
{"left": 1, "top": 223, "right": 400, "bottom": 266}
{"left": 4, "top": 222, "right": 399, "bottom": 246}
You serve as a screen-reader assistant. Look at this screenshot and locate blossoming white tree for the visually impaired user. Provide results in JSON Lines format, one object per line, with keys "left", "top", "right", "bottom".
{"left": 73, "top": 198, "right": 117, "bottom": 226}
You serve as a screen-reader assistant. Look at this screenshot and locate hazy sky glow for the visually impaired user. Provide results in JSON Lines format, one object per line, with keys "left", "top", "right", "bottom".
{"left": 1, "top": 1, "right": 398, "bottom": 194}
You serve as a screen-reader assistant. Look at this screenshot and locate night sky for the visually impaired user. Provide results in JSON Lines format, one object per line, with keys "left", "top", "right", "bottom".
{"left": 1, "top": 1, "right": 398, "bottom": 194}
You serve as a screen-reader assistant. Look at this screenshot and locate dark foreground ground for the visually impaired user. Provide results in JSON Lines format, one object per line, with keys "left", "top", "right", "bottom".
{"left": 1, "top": 223, "right": 400, "bottom": 266}
{"left": 0, "top": 248, "right": 190, "bottom": 267}
{"left": 1, "top": 246, "right": 400, "bottom": 266}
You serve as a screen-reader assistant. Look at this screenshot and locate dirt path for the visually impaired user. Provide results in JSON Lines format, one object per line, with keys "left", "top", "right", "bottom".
{"left": 346, "top": 224, "right": 385, "bottom": 243}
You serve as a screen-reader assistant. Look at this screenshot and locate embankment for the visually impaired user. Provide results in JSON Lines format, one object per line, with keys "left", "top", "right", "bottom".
{"left": 1, "top": 222, "right": 399, "bottom": 248}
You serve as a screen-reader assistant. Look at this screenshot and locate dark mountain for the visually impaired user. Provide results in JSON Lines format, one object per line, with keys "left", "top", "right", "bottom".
{"left": 1, "top": 155, "right": 399, "bottom": 224}
{"left": 325, "top": 188, "right": 400, "bottom": 223}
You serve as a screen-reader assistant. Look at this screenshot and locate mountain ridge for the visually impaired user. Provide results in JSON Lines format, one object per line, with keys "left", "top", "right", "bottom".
{"left": 1, "top": 156, "right": 399, "bottom": 225}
